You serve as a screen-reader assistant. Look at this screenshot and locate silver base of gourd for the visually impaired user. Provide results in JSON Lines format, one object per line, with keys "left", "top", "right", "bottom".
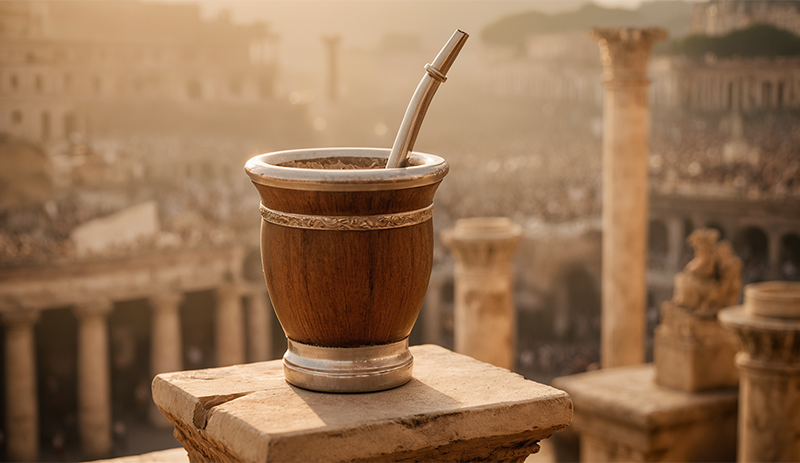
{"left": 283, "top": 338, "right": 413, "bottom": 393}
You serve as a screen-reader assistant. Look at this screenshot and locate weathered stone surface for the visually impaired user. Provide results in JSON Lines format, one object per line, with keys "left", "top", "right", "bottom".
{"left": 653, "top": 302, "right": 739, "bottom": 391}
{"left": 553, "top": 364, "right": 737, "bottom": 462}
{"left": 743, "top": 281, "right": 800, "bottom": 319}
{"left": 719, "top": 303, "right": 800, "bottom": 462}
{"left": 153, "top": 344, "right": 573, "bottom": 463}
{"left": 89, "top": 447, "right": 189, "bottom": 463}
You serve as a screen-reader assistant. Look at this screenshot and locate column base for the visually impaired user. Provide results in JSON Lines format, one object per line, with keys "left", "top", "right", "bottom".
{"left": 283, "top": 338, "right": 413, "bottom": 393}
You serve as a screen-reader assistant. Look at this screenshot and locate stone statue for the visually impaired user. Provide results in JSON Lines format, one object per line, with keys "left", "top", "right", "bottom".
{"left": 672, "top": 228, "right": 743, "bottom": 317}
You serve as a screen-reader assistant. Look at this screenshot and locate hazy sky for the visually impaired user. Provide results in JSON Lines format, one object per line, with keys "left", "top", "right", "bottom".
{"left": 190, "top": 0, "right": 677, "bottom": 52}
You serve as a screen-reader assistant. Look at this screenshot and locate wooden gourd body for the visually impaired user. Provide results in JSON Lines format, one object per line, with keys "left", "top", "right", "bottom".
{"left": 255, "top": 184, "right": 439, "bottom": 347}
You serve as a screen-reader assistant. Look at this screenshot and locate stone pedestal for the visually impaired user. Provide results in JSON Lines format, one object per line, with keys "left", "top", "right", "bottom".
{"left": 592, "top": 27, "right": 666, "bottom": 368}
{"left": 215, "top": 284, "right": 245, "bottom": 367}
{"left": 3, "top": 310, "right": 40, "bottom": 462}
{"left": 719, "top": 281, "right": 800, "bottom": 462}
{"left": 442, "top": 217, "right": 522, "bottom": 370}
{"left": 553, "top": 365, "right": 737, "bottom": 462}
{"left": 74, "top": 299, "right": 114, "bottom": 459}
{"left": 152, "top": 344, "right": 572, "bottom": 463}
{"left": 654, "top": 302, "right": 739, "bottom": 391}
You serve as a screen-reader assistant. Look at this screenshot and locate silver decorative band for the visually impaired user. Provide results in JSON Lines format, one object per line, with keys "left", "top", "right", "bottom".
{"left": 260, "top": 203, "right": 433, "bottom": 231}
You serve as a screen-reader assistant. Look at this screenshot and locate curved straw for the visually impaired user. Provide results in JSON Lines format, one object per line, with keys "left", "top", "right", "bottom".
{"left": 385, "top": 29, "right": 468, "bottom": 169}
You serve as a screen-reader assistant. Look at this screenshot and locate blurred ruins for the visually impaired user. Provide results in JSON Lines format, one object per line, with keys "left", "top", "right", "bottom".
{"left": 0, "top": 0, "right": 799, "bottom": 460}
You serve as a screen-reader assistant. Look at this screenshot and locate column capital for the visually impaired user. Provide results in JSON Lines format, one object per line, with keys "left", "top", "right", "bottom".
{"left": 217, "top": 282, "right": 243, "bottom": 299}
{"left": 73, "top": 299, "right": 114, "bottom": 319}
{"left": 149, "top": 291, "right": 184, "bottom": 313}
{"left": 442, "top": 217, "right": 522, "bottom": 269}
{"left": 590, "top": 28, "right": 667, "bottom": 84}
{"left": 719, "top": 306, "right": 800, "bottom": 370}
{"left": 1, "top": 309, "right": 40, "bottom": 326}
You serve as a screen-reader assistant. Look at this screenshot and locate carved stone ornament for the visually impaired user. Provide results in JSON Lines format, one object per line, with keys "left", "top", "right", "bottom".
{"left": 590, "top": 28, "right": 668, "bottom": 83}
{"left": 672, "top": 228, "right": 743, "bottom": 317}
{"left": 260, "top": 203, "right": 433, "bottom": 231}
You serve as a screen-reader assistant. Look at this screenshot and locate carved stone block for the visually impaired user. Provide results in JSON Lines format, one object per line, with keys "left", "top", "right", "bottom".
{"left": 554, "top": 365, "right": 737, "bottom": 463}
{"left": 653, "top": 302, "right": 739, "bottom": 392}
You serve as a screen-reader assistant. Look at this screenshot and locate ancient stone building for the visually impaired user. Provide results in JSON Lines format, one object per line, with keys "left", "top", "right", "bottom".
{"left": 0, "top": 2, "right": 285, "bottom": 460}
{"left": 691, "top": 1, "right": 800, "bottom": 37}
{"left": 0, "top": 0, "right": 278, "bottom": 143}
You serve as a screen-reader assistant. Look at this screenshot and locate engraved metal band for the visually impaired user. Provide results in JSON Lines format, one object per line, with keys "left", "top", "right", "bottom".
{"left": 260, "top": 203, "right": 433, "bottom": 231}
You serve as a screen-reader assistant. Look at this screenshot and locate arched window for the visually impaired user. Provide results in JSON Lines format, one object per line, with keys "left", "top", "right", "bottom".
{"left": 564, "top": 265, "right": 600, "bottom": 344}
{"left": 647, "top": 219, "right": 668, "bottom": 270}
{"left": 780, "top": 233, "right": 800, "bottom": 281}
{"left": 733, "top": 226, "right": 769, "bottom": 284}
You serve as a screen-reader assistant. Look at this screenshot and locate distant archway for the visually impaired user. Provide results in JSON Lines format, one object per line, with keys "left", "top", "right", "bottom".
{"left": 733, "top": 226, "right": 769, "bottom": 283}
{"left": 780, "top": 233, "right": 800, "bottom": 281}
{"left": 647, "top": 219, "right": 668, "bottom": 270}
{"left": 564, "top": 265, "right": 600, "bottom": 343}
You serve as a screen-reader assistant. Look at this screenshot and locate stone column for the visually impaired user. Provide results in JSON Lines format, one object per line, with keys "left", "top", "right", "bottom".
{"left": 149, "top": 291, "right": 183, "bottom": 427}
{"left": 767, "top": 229, "right": 783, "bottom": 280}
{"left": 719, "top": 282, "right": 800, "bottom": 462}
{"left": 442, "top": 217, "right": 522, "bottom": 370}
{"left": 591, "top": 28, "right": 667, "bottom": 368}
{"left": 73, "top": 299, "right": 113, "bottom": 459}
{"left": 246, "top": 287, "right": 272, "bottom": 362}
{"left": 216, "top": 284, "right": 245, "bottom": 367}
{"left": 666, "top": 216, "right": 685, "bottom": 275}
{"left": 322, "top": 35, "right": 341, "bottom": 102}
{"left": 2, "top": 310, "right": 40, "bottom": 462}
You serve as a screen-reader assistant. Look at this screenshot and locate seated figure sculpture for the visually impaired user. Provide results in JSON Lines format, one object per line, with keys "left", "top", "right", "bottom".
{"left": 654, "top": 227, "right": 744, "bottom": 391}
{"left": 672, "top": 228, "right": 743, "bottom": 317}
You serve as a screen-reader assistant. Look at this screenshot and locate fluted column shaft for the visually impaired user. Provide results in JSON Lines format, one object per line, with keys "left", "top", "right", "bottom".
{"left": 443, "top": 217, "right": 522, "bottom": 370}
{"left": 73, "top": 299, "right": 113, "bottom": 459}
{"left": 247, "top": 288, "right": 272, "bottom": 362}
{"left": 592, "top": 28, "right": 667, "bottom": 368}
{"left": 216, "top": 284, "right": 245, "bottom": 367}
{"left": 3, "top": 311, "right": 39, "bottom": 462}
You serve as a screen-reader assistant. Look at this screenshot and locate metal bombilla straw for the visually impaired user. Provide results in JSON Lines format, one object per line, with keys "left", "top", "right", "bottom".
{"left": 385, "top": 29, "right": 469, "bottom": 169}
